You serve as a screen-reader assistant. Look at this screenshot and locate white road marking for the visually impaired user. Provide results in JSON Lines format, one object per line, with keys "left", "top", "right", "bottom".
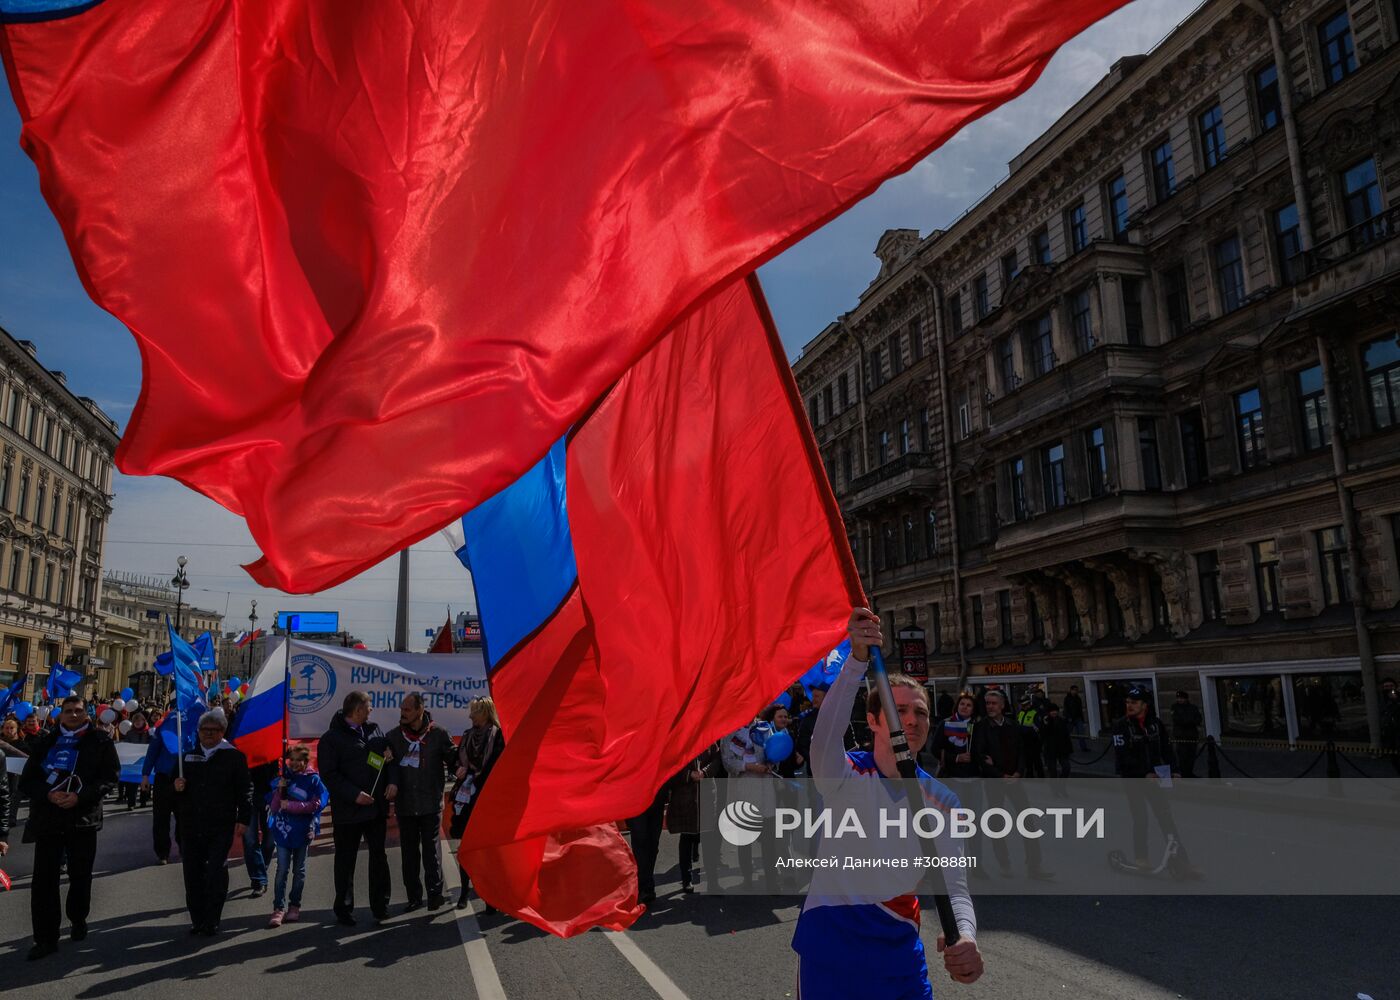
{"left": 441, "top": 841, "right": 507, "bottom": 1000}
{"left": 605, "top": 929, "right": 694, "bottom": 1000}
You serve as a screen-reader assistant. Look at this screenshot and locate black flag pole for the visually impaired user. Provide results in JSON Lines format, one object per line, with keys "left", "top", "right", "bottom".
{"left": 867, "top": 645, "right": 960, "bottom": 946}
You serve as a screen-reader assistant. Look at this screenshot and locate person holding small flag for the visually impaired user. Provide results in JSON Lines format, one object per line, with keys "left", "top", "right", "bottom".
{"left": 385, "top": 691, "right": 456, "bottom": 912}
{"left": 140, "top": 701, "right": 184, "bottom": 864}
{"left": 318, "top": 690, "right": 397, "bottom": 925}
{"left": 266, "top": 744, "right": 328, "bottom": 928}
{"left": 19, "top": 694, "right": 121, "bottom": 961}
{"left": 173, "top": 710, "right": 252, "bottom": 936}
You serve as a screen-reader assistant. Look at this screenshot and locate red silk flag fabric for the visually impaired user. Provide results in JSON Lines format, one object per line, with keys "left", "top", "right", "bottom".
{"left": 461, "top": 275, "right": 862, "bottom": 936}
{"left": 2, "top": 0, "right": 1129, "bottom": 592}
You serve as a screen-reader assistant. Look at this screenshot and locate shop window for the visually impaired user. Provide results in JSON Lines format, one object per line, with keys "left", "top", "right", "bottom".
{"left": 1293, "top": 673, "right": 1368, "bottom": 742}
{"left": 1097, "top": 678, "right": 1154, "bottom": 731}
{"left": 1214, "top": 676, "right": 1287, "bottom": 739}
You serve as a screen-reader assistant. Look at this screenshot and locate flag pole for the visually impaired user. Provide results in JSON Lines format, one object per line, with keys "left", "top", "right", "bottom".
{"left": 868, "top": 645, "right": 959, "bottom": 946}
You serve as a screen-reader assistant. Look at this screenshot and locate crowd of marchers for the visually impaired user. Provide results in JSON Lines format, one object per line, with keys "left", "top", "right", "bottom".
{"left": 0, "top": 690, "right": 504, "bottom": 961}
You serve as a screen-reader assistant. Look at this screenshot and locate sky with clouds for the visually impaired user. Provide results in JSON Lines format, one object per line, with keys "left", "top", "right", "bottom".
{"left": 0, "top": 0, "right": 1201, "bottom": 651}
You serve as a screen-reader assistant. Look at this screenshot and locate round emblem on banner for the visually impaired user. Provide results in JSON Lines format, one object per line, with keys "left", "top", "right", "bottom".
{"left": 288, "top": 654, "right": 336, "bottom": 714}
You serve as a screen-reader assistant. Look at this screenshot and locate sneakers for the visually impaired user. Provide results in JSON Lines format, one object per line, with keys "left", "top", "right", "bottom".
{"left": 285, "top": 906, "right": 301, "bottom": 923}
{"left": 268, "top": 911, "right": 285, "bottom": 928}
{"left": 250, "top": 884, "right": 268, "bottom": 899}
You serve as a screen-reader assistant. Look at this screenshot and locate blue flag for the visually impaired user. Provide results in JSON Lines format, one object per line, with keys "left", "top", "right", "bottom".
{"left": 45, "top": 663, "right": 82, "bottom": 703}
{"left": 192, "top": 632, "right": 218, "bottom": 688}
{"left": 767, "top": 639, "right": 852, "bottom": 711}
{"left": 167, "top": 620, "right": 208, "bottom": 716}
{"left": 0, "top": 674, "right": 26, "bottom": 718}
{"left": 153, "top": 650, "right": 174, "bottom": 676}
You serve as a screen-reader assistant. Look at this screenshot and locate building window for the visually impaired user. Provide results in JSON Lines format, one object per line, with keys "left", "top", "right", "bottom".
{"left": 1070, "top": 287, "right": 1094, "bottom": 354}
{"left": 24, "top": 405, "right": 36, "bottom": 441}
{"left": 1317, "top": 525, "right": 1350, "bottom": 606}
{"left": 997, "top": 337, "right": 1017, "bottom": 391}
{"left": 0, "top": 463, "right": 8, "bottom": 511}
{"left": 880, "top": 522, "right": 895, "bottom": 570}
{"left": 64, "top": 500, "right": 74, "bottom": 540}
{"left": 1341, "top": 158, "right": 1383, "bottom": 247}
{"left": 969, "top": 595, "right": 984, "bottom": 648}
{"left": 1066, "top": 202, "right": 1088, "bottom": 254}
{"left": 4, "top": 392, "right": 16, "bottom": 428}
{"left": 1255, "top": 63, "right": 1281, "bottom": 131}
{"left": 878, "top": 429, "right": 891, "bottom": 466}
{"left": 822, "top": 384, "right": 834, "bottom": 422}
{"left": 1214, "top": 236, "right": 1245, "bottom": 314}
{"left": 998, "top": 590, "right": 1013, "bottom": 645}
{"left": 1235, "top": 387, "right": 1266, "bottom": 470}
{"left": 50, "top": 491, "right": 61, "bottom": 533}
{"left": 838, "top": 373, "right": 850, "bottom": 411}
{"left": 1042, "top": 442, "right": 1067, "bottom": 509}
{"left": 34, "top": 483, "right": 45, "bottom": 529}
{"left": 1178, "top": 409, "right": 1208, "bottom": 486}
{"left": 973, "top": 274, "right": 990, "bottom": 321}
{"left": 982, "top": 484, "right": 998, "bottom": 543}
{"left": 910, "top": 318, "right": 924, "bottom": 363}
{"left": 1106, "top": 173, "right": 1130, "bottom": 240}
{"left": 1163, "top": 264, "right": 1190, "bottom": 339}
{"left": 26, "top": 556, "right": 37, "bottom": 596}
{"left": 930, "top": 603, "right": 942, "bottom": 652}
{"left": 808, "top": 396, "right": 820, "bottom": 428}
{"left": 841, "top": 447, "right": 853, "bottom": 485}
{"left": 57, "top": 567, "right": 68, "bottom": 607}
{"left": 17, "top": 471, "right": 29, "bottom": 519}
{"left": 919, "top": 408, "right": 931, "bottom": 451}
{"left": 1009, "top": 457, "right": 1028, "bottom": 520}
{"left": 888, "top": 333, "right": 904, "bottom": 376}
{"left": 1197, "top": 550, "right": 1223, "bottom": 621}
{"left": 1274, "top": 203, "right": 1303, "bottom": 284}
{"left": 1123, "top": 277, "right": 1144, "bottom": 346}
{"left": 924, "top": 507, "right": 939, "bottom": 557}
{"left": 870, "top": 346, "right": 885, "bottom": 391}
{"left": 899, "top": 418, "right": 911, "bottom": 456}
{"left": 1253, "top": 539, "right": 1281, "bottom": 613}
{"left": 1150, "top": 139, "right": 1176, "bottom": 202}
{"left": 8, "top": 548, "right": 20, "bottom": 590}
{"left": 1364, "top": 336, "right": 1400, "bottom": 428}
{"left": 957, "top": 392, "right": 971, "bottom": 439}
{"left": 1085, "top": 425, "right": 1108, "bottom": 498}
{"left": 1028, "top": 313, "right": 1055, "bottom": 376}
{"left": 1032, "top": 227, "right": 1051, "bottom": 265}
{"left": 1296, "top": 364, "right": 1331, "bottom": 451}
{"left": 958, "top": 492, "right": 977, "bottom": 547}
{"left": 42, "top": 562, "right": 53, "bottom": 603}
{"left": 1029, "top": 594, "right": 1044, "bottom": 640}
{"left": 1318, "top": 9, "right": 1357, "bottom": 87}
{"left": 1001, "top": 250, "right": 1020, "bottom": 291}
{"left": 1199, "top": 103, "right": 1227, "bottom": 170}
{"left": 948, "top": 292, "right": 964, "bottom": 337}
{"left": 1138, "top": 417, "right": 1162, "bottom": 491}
{"left": 903, "top": 513, "right": 916, "bottom": 565}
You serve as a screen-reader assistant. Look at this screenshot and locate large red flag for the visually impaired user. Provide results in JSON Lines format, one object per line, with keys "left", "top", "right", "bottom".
{"left": 2, "top": 0, "right": 1130, "bottom": 593}
{"left": 458, "top": 274, "right": 860, "bottom": 934}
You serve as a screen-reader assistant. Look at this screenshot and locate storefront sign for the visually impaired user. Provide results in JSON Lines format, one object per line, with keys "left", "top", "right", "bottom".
{"left": 897, "top": 626, "right": 927, "bottom": 680}
{"left": 985, "top": 662, "right": 1025, "bottom": 675}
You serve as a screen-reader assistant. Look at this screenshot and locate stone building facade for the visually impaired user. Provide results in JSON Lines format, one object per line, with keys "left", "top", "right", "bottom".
{"left": 103, "top": 571, "right": 223, "bottom": 699}
{"left": 0, "top": 328, "right": 119, "bottom": 700}
{"left": 793, "top": 0, "right": 1400, "bottom": 746}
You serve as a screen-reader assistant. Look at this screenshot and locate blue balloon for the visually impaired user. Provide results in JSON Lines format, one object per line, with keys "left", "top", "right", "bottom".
{"left": 749, "top": 721, "right": 772, "bottom": 747}
{"left": 15, "top": 701, "right": 33, "bottom": 721}
{"left": 228, "top": 676, "right": 242, "bottom": 691}
{"left": 120, "top": 687, "right": 134, "bottom": 702}
{"left": 764, "top": 730, "right": 794, "bottom": 764}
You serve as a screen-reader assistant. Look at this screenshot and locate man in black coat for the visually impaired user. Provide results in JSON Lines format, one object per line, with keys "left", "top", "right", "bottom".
{"left": 19, "top": 695, "right": 121, "bottom": 961}
{"left": 173, "top": 710, "right": 252, "bottom": 935}
{"left": 318, "top": 690, "right": 398, "bottom": 925}
{"left": 384, "top": 692, "right": 456, "bottom": 912}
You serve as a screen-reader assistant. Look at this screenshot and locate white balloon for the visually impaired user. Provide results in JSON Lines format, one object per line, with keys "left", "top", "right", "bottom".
{"left": 112, "top": 698, "right": 126, "bottom": 712}
{"left": 99, "top": 708, "right": 117, "bottom": 724}
{"left": 119, "top": 720, "right": 133, "bottom": 734}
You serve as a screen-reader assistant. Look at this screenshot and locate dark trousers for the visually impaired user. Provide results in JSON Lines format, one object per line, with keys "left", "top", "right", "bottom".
{"left": 984, "top": 779, "right": 1043, "bottom": 873}
{"left": 678, "top": 829, "right": 721, "bottom": 889}
{"left": 31, "top": 829, "right": 98, "bottom": 947}
{"left": 398, "top": 810, "right": 445, "bottom": 903}
{"left": 1174, "top": 737, "right": 1199, "bottom": 778}
{"left": 1044, "top": 752, "right": 1072, "bottom": 778}
{"left": 1125, "top": 780, "right": 1189, "bottom": 865}
{"left": 181, "top": 827, "right": 235, "bottom": 930}
{"left": 628, "top": 799, "right": 666, "bottom": 896}
{"left": 151, "top": 775, "right": 181, "bottom": 861}
{"left": 333, "top": 813, "right": 390, "bottom": 917}
{"left": 122, "top": 780, "right": 149, "bottom": 809}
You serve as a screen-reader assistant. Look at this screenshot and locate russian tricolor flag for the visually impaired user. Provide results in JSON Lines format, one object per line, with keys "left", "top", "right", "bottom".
{"left": 227, "top": 643, "right": 286, "bottom": 768}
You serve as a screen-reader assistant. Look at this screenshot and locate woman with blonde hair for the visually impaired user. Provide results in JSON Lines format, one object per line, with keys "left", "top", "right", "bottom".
{"left": 450, "top": 696, "right": 504, "bottom": 911}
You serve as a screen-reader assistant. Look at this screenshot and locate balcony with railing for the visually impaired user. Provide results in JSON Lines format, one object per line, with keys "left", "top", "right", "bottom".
{"left": 1286, "top": 206, "right": 1400, "bottom": 320}
{"left": 842, "top": 451, "right": 939, "bottom": 513}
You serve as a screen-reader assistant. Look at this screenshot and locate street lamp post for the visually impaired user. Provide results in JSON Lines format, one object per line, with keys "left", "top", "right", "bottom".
{"left": 246, "top": 600, "right": 257, "bottom": 674}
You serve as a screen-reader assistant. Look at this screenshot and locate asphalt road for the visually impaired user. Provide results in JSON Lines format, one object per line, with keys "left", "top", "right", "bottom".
{"left": 0, "top": 801, "right": 1394, "bottom": 1000}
